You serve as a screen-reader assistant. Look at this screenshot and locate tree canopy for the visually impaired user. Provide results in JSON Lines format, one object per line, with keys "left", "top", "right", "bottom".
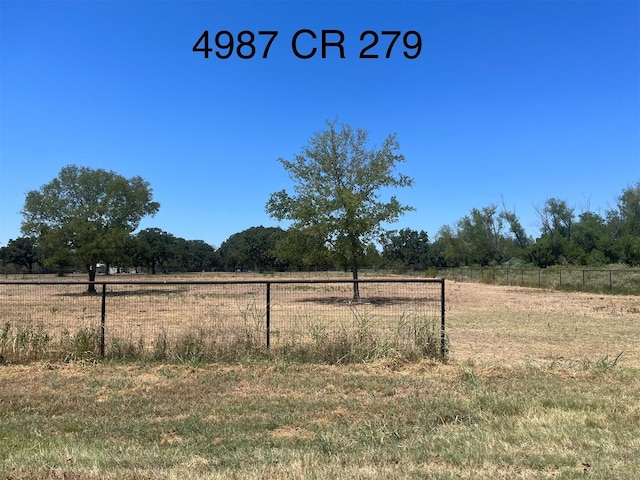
{"left": 266, "top": 120, "right": 413, "bottom": 299}
{"left": 5, "top": 164, "right": 639, "bottom": 277}
{"left": 0, "top": 237, "right": 41, "bottom": 273}
{"left": 381, "top": 228, "right": 430, "bottom": 270}
{"left": 20, "top": 165, "right": 160, "bottom": 291}
{"left": 127, "top": 228, "right": 217, "bottom": 274}
{"left": 216, "top": 226, "right": 286, "bottom": 272}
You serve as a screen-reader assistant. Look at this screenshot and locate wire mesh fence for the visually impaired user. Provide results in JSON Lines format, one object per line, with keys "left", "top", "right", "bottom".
{"left": 438, "top": 267, "right": 640, "bottom": 293}
{"left": 0, "top": 278, "right": 445, "bottom": 363}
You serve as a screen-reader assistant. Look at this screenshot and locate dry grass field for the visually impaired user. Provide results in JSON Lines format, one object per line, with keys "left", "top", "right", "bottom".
{"left": 0, "top": 275, "right": 445, "bottom": 362}
{"left": 2, "top": 273, "right": 637, "bottom": 366}
{"left": 1, "top": 277, "right": 639, "bottom": 479}
{"left": 445, "top": 281, "right": 640, "bottom": 367}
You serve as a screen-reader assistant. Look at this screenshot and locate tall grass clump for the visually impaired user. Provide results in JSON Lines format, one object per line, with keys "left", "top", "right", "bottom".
{"left": 0, "top": 324, "right": 102, "bottom": 363}
{"left": 10, "top": 323, "right": 52, "bottom": 361}
{"left": 0, "top": 322, "right": 10, "bottom": 360}
{"left": 277, "top": 307, "right": 443, "bottom": 364}
{"left": 398, "top": 311, "right": 442, "bottom": 360}
{"left": 0, "top": 305, "right": 444, "bottom": 365}
{"left": 60, "top": 327, "right": 101, "bottom": 361}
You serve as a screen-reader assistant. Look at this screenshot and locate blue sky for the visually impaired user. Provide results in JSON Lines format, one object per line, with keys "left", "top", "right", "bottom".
{"left": 1, "top": 0, "right": 638, "bottom": 248}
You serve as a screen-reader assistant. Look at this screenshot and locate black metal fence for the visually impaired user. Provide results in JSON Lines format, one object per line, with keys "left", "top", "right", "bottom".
{"left": 437, "top": 267, "right": 640, "bottom": 293}
{"left": 0, "top": 278, "right": 446, "bottom": 363}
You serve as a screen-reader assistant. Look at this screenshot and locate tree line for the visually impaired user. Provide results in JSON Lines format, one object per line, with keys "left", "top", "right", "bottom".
{"left": 3, "top": 180, "right": 639, "bottom": 276}
{"left": 1, "top": 122, "right": 639, "bottom": 294}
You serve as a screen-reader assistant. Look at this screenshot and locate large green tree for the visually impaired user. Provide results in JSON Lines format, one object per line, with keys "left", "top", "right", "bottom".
{"left": 607, "top": 180, "right": 640, "bottom": 265}
{"left": 129, "top": 228, "right": 176, "bottom": 274}
{"left": 273, "top": 228, "right": 333, "bottom": 271}
{"left": 537, "top": 198, "right": 575, "bottom": 241}
{"left": 216, "top": 226, "right": 286, "bottom": 272}
{"left": 437, "top": 204, "right": 530, "bottom": 267}
{"left": 381, "top": 228, "right": 430, "bottom": 270}
{"left": 21, "top": 165, "right": 160, "bottom": 291}
{"left": 572, "top": 211, "right": 612, "bottom": 265}
{"left": 0, "top": 237, "right": 41, "bottom": 273}
{"left": 266, "top": 120, "right": 413, "bottom": 300}
{"left": 180, "top": 239, "right": 217, "bottom": 272}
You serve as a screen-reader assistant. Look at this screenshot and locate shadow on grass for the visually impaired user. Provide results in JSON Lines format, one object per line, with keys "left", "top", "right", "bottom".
{"left": 296, "top": 296, "right": 429, "bottom": 306}
{"left": 55, "top": 288, "right": 188, "bottom": 297}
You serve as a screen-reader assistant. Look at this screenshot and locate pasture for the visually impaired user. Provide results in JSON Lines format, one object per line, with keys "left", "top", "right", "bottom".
{"left": 1, "top": 277, "right": 639, "bottom": 479}
{"left": 0, "top": 275, "right": 445, "bottom": 363}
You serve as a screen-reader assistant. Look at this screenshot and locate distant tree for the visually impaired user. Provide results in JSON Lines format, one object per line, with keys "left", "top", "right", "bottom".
{"left": 529, "top": 198, "right": 578, "bottom": 265}
{"left": 427, "top": 232, "right": 451, "bottom": 268}
{"left": 435, "top": 204, "right": 530, "bottom": 267}
{"left": 615, "top": 235, "right": 640, "bottom": 266}
{"left": 381, "top": 228, "right": 430, "bottom": 270}
{"left": 273, "top": 229, "right": 333, "bottom": 271}
{"left": 21, "top": 165, "right": 160, "bottom": 291}
{"left": 183, "top": 239, "right": 217, "bottom": 272}
{"left": 266, "top": 120, "right": 413, "bottom": 300}
{"left": 607, "top": 180, "right": 640, "bottom": 265}
{"left": 572, "top": 211, "right": 612, "bottom": 265}
{"left": 217, "top": 226, "right": 286, "bottom": 272}
{"left": 362, "top": 243, "right": 384, "bottom": 270}
{"left": 166, "top": 237, "right": 192, "bottom": 272}
{"left": 525, "top": 234, "right": 567, "bottom": 268}
{"left": 536, "top": 198, "right": 575, "bottom": 241}
{"left": 499, "top": 199, "right": 531, "bottom": 251}
{"left": 609, "top": 180, "right": 640, "bottom": 237}
{"left": 130, "top": 228, "right": 176, "bottom": 274}
{"left": 0, "top": 237, "right": 41, "bottom": 273}
{"left": 433, "top": 225, "right": 460, "bottom": 267}
{"left": 454, "top": 205, "right": 507, "bottom": 265}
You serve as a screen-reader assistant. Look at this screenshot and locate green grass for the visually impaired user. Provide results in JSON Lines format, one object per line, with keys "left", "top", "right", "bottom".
{"left": 1, "top": 278, "right": 638, "bottom": 478}
{"left": 1, "top": 360, "right": 639, "bottom": 479}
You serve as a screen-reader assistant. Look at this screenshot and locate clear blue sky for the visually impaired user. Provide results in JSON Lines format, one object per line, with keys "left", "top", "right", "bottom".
{"left": 1, "top": 0, "right": 639, "bottom": 248}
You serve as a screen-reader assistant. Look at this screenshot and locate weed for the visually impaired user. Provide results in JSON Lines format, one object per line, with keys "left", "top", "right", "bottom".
{"left": 14, "top": 324, "right": 51, "bottom": 360}
{"left": 109, "top": 337, "right": 142, "bottom": 360}
{"left": 72, "top": 327, "right": 101, "bottom": 358}
{"left": 461, "top": 368, "right": 479, "bottom": 389}
{"left": 582, "top": 352, "right": 624, "bottom": 372}
{"left": 238, "top": 300, "right": 266, "bottom": 347}
{"left": 425, "top": 267, "right": 439, "bottom": 278}
{"left": 398, "top": 311, "right": 442, "bottom": 360}
{"left": 0, "top": 322, "right": 9, "bottom": 356}
{"left": 175, "top": 330, "right": 206, "bottom": 364}
{"left": 153, "top": 329, "right": 168, "bottom": 360}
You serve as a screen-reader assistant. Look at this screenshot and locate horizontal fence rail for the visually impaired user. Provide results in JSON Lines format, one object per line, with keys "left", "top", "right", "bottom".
{"left": 0, "top": 278, "right": 446, "bottom": 363}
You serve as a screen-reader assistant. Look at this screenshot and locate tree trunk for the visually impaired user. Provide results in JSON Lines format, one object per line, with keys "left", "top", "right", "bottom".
{"left": 87, "top": 263, "right": 97, "bottom": 294}
{"left": 352, "top": 263, "right": 361, "bottom": 302}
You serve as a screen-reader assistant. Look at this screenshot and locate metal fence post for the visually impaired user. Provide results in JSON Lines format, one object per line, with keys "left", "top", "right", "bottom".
{"left": 440, "top": 279, "right": 447, "bottom": 361}
{"left": 100, "top": 283, "right": 106, "bottom": 358}
{"left": 265, "top": 282, "right": 271, "bottom": 349}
